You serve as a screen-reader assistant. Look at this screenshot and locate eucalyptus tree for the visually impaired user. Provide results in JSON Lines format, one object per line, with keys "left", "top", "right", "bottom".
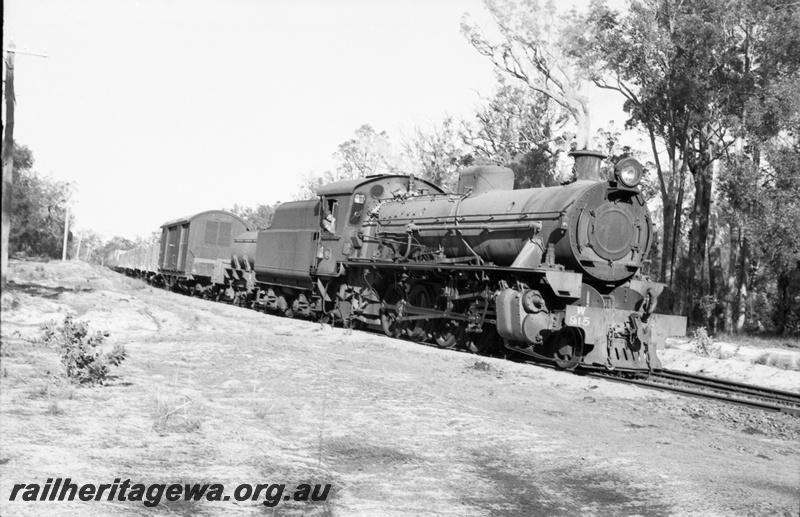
{"left": 464, "top": 76, "right": 568, "bottom": 188}
{"left": 462, "top": 0, "right": 595, "bottom": 150}
{"left": 402, "top": 116, "right": 472, "bottom": 192}
{"left": 333, "top": 125, "right": 403, "bottom": 181}
{"left": 9, "top": 144, "right": 73, "bottom": 259}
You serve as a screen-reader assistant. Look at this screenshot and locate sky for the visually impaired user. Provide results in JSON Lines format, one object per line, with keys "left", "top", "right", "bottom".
{"left": 4, "top": 0, "right": 629, "bottom": 241}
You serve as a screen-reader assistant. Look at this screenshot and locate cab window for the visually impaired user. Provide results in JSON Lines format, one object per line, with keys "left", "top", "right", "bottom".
{"left": 322, "top": 198, "right": 338, "bottom": 233}
{"left": 350, "top": 193, "right": 366, "bottom": 224}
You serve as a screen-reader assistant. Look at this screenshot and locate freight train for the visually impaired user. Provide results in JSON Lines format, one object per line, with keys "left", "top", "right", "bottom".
{"left": 110, "top": 151, "right": 686, "bottom": 371}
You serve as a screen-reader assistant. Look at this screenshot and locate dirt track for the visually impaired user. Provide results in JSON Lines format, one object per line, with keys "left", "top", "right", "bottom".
{"left": 1, "top": 260, "right": 798, "bottom": 516}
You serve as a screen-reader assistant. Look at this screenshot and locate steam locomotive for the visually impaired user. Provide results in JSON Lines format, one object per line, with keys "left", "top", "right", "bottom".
{"left": 111, "top": 151, "right": 686, "bottom": 371}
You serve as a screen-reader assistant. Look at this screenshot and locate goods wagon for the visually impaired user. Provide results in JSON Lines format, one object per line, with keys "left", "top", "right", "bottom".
{"left": 158, "top": 210, "right": 248, "bottom": 287}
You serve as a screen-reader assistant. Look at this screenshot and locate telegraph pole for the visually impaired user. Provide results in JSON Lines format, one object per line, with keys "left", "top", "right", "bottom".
{"left": 1, "top": 42, "right": 16, "bottom": 287}
{"left": 62, "top": 205, "right": 70, "bottom": 260}
{"left": 74, "top": 230, "right": 82, "bottom": 261}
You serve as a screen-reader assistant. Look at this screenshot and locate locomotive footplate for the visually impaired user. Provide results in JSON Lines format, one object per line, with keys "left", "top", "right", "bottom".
{"left": 564, "top": 305, "right": 686, "bottom": 370}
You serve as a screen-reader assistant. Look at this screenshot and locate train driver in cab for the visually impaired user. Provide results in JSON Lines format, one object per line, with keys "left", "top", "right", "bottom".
{"left": 323, "top": 209, "right": 336, "bottom": 233}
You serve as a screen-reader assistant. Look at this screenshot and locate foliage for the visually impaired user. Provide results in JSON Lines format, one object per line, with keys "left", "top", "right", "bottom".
{"left": 294, "top": 171, "right": 329, "bottom": 201}
{"left": 39, "top": 316, "right": 126, "bottom": 385}
{"left": 464, "top": 76, "right": 567, "bottom": 188}
{"left": 403, "top": 116, "right": 473, "bottom": 192}
{"left": 9, "top": 143, "right": 74, "bottom": 259}
{"left": 294, "top": 125, "right": 410, "bottom": 199}
{"left": 720, "top": 141, "right": 800, "bottom": 335}
{"left": 227, "top": 203, "right": 277, "bottom": 230}
{"left": 333, "top": 124, "right": 405, "bottom": 180}
{"left": 71, "top": 229, "right": 104, "bottom": 263}
{"left": 466, "top": 76, "right": 566, "bottom": 160}
{"left": 690, "top": 327, "right": 719, "bottom": 357}
{"left": 462, "top": 0, "right": 593, "bottom": 149}
{"left": 97, "top": 235, "right": 137, "bottom": 265}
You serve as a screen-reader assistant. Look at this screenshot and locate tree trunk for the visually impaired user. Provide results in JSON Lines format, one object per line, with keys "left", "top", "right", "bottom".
{"left": 723, "top": 223, "right": 739, "bottom": 332}
{"left": 775, "top": 271, "right": 790, "bottom": 336}
{"left": 669, "top": 148, "right": 688, "bottom": 307}
{"left": 708, "top": 222, "right": 721, "bottom": 334}
{"left": 734, "top": 236, "right": 750, "bottom": 332}
{"left": 660, "top": 198, "right": 675, "bottom": 284}
{"left": 648, "top": 126, "right": 673, "bottom": 286}
{"left": 686, "top": 148, "right": 713, "bottom": 328}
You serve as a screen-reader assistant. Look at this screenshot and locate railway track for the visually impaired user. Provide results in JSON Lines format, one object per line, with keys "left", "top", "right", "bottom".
{"left": 582, "top": 368, "right": 800, "bottom": 415}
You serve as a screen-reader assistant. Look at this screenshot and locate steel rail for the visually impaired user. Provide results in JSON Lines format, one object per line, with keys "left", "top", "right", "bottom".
{"left": 651, "top": 369, "right": 800, "bottom": 405}
{"left": 581, "top": 370, "right": 800, "bottom": 415}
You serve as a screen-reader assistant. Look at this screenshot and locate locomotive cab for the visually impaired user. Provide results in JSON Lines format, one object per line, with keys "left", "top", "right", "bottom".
{"left": 314, "top": 175, "right": 445, "bottom": 276}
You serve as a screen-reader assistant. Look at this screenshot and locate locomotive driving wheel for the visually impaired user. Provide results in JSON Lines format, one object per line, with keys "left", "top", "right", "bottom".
{"left": 432, "top": 297, "right": 460, "bottom": 348}
{"left": 434, "top": 320, "right": 460, "bottom": 348}
{"left": 407, "top": 284, "right": 435, "bottom": 342}
{"left": 466, "top": 325, "right": 501, "bottom": 355}
{"left": 552, "top": 327, "right": 584, "bottom": 370}
{"left": 380, "top": 283, "right": 407, "bottom": 339}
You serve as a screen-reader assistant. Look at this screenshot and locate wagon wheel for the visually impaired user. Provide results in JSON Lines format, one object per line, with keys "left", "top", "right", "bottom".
{"left": 552, "top": 327, "right": 584, "bottom": 370}
{"left": 283, "top": 296, "right": 295, "bottom": 318}
{"left": 466, "top": 325, "right": 501, "bottom": 355}
{"left": 407, "top": 284, "right": 435, "bottom": 343}
{"left": 349, "top": 318, "right": 366, "bottom": 331}
{"left": 240, "top": 293, "right": 252, "bottom": 309}
{"left": 380, "top": 283, "right": 407, "bottom": 339}
{"left": 433, "top": 320, "right": 460, "bottom": 349}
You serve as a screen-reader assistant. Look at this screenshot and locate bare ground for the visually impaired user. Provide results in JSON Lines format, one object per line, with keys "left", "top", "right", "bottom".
{"left": 1, "top": 260, "right": 798, "bottom": 516}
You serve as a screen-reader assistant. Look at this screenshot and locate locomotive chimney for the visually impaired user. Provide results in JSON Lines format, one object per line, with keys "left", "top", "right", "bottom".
{"left": 569, "top": 150, "right": 607, "bottom": 182}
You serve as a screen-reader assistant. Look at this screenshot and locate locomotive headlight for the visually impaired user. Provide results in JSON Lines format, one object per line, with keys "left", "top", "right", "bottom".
{"left": 615, "top": 158, "right": 643, "bottom": 188}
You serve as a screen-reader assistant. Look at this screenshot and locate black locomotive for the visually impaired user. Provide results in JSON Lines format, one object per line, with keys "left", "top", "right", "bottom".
{"left": 112, "top": 151, "right": 686, "bottom": 371}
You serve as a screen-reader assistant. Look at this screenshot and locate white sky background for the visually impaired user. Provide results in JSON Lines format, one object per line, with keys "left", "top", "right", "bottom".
{"left": 4, "top": 0, "right": 629, "bottom": 240}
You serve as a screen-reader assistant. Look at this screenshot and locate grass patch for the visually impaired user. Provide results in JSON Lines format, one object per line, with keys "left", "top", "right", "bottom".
{"left": 0, "top": 329, "right": 24, "bottom": 356}
{"left": 752, "top": 352, "right": 799, "bottom": 371}
{"left": 45, "top": 400, "right": 64, "bottom": 416}
{"left": 715, "top": 332, "right": 800, "bottom": 350}
{"left": 715, "top": 349, "right": 734, "bottom": 360}
{"left": 152, "top": 392, "right": 202, "bottom": 433}
{"left": 121, "top": 277, "right": 148, "bottom": 290}
{"left": 28, "top": 383, "right": 52, "bottom": 400}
